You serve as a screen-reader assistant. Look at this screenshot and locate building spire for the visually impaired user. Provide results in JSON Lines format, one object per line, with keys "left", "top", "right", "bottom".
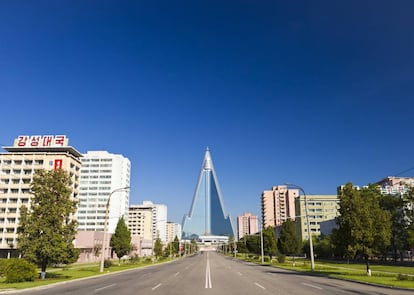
{"left": 203, "top": 147, "right": 213, "bottom": 171}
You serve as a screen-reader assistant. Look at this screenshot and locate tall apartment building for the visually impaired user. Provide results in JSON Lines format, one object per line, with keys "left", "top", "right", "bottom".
{"left": 261, "top": 185, "right": 298, "bottom": 228}
{"left": 77, "top": 151, "right": 130, "bottom": 234}
{"left": 237, "top": 212, "right": 259, "bottom": 240}
{"left": 128, "top": 201, "right": 167, "bottom": 243}
{"left": 295, "top": 194, "right": 339, "bottom": 240}
{"left": 166, "top": 222, "right": 182, "bottom": 243}
{"left": 0, "top": 135, "right": 81, "bottom": 254}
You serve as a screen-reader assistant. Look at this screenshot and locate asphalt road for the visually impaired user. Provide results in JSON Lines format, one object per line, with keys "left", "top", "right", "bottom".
{"left": 5, "top": 252, "right": 413, "bottom": 295}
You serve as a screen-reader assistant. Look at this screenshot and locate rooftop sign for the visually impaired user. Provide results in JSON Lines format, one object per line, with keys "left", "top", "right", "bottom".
{"left": 13, "top": 135, "right": 69, "bottom": 148}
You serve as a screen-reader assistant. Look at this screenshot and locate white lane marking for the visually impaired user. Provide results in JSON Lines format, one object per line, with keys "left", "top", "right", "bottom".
{"left": 205, "top": 257, "right": 212, "bottom": 288}
{"left": 185, "top": 266, "right": 189, "bottom": 270}
{"left": 174, "top": 272, "right": 180, "bottom": 277}
{"left": 237, "top": 272, "right": 242, "bottom": 276}
{"left": 301, "top": 282, "right": 322, "bottom": 290}
{"left": 254, "top": 282, "right": 266, "bottom": 290}
{"left": 94, "top": 284, "right": 116, "bottom": 292}
{"left": 152, "top": 283, "right": 162, "bottom": 290}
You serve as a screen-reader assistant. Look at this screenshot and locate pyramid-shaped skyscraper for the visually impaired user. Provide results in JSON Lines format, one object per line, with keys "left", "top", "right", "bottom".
{"left": 182, "top": 148, "right": 235, "bottom": 239}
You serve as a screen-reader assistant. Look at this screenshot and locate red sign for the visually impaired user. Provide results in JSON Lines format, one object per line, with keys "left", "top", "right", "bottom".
{"left": 54, "top": 159, "right": 63, "bottom": 170}
{"left": 14, "top": 135, "right": 68, "bottom": 148}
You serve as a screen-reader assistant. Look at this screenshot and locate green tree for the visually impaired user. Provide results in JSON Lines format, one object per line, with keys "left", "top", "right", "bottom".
{"left": 277, "top": 220, "right": 301, "bottom": 263}
{"left": 263, "top": 226, "right": 277, "bottom": 261}
{"left": 153, "top": 236, "right": 163, "bottom": 259}
{"left": 245, "top": 234, "right": 261, "bottom": 254}
{"left": 332, "top": 183, "right": 391, "bottom": 273}
{"left": 380, "top": 194, "right": 407, "bottom": 262}
{"left": 110, "top": 216, "right": 131, "bottom": 264}
{"left": 313, "top": 235, "right": 334, "bottom": 259}
{"left": 190, "top": 239, "right": 198, "bottom": 254}
{"left": 173, "top": 236, "right": 180, "bottom": 255}
{"left": 404, "top": 188, "right": 414, "bottom": 253}
{"left": 18, "top": 169, "right": 79, "bottom": 279}
{"left": 237, "top": 236, "right": 248, "bottom": 254}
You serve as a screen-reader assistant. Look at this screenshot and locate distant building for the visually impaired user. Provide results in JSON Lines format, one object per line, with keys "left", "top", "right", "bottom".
{"left": 128, "top": 201, "right": 167, "bottom": 243}
{"left": 237, "top": 212, "right": 259, "bottom": 240}
{"left": 77, "top": 151, "right": 131, "bottom": 234}
{"left": 166, "top": 222, "right": 182, "bottom": 243}
{"left": 376, "top": 176, "right": 414, "bottom": 195}
{"left": 182, "top": 148, "right": 235, "bottom": 240}
{"left": 295, "top": 194, "right": 339, "bottom": 240}
{"left": 261, "top": 185, "right": 298, "bottom": 228}
{"left": 0, "top": 135, "right": 81, "bottom": 255}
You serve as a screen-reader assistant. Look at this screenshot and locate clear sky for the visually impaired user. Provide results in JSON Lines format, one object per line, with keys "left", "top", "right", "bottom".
{"left": 1, "top": 1, "right": 414, "bottom": 223}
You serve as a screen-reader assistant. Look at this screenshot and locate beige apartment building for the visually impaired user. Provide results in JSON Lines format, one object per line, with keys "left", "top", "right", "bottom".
{"left": 295, "top": 194, "right": 339, "bottom": 240}
{"left": 0, "top": 135, "right": 81, "bottom": 255}
{"left": 261, "top": 185, "right": 298, "bottom": 228}
{"left": 166, "top": 221, "right": 182, "bottom": 243}
{"left": 237, "top": 212, "right": 259, "bottom": 240}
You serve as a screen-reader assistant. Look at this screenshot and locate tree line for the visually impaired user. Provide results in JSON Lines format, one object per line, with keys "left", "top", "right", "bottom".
{"left": 237, "top": 182, "right": 414, "bottom": 272}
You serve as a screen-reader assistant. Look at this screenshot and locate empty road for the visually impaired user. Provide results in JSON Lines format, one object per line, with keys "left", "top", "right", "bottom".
{"left": 5, "top": 252, "right": 413, "bottom": 295}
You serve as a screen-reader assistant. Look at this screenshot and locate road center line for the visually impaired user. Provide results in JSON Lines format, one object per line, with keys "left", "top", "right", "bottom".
{"left": 152, "top": 283, "right": 162, "bottom": 290}
{"left": 94, "top": 284, "right": 116, "bottom": 292}
{"left": 237, "top": 272, "right": 242, "bottom": 276}
{"left": 301, "top": 282, "right": 322, "bottom": 290}
{"left": 205, "top": 257, "right": 212, "bottom": 288}
{"left": 254, "top": 282, "right": 266, "bottom": 290}
{"left": 174, "top": 272, "right": 180, "bottom": 277}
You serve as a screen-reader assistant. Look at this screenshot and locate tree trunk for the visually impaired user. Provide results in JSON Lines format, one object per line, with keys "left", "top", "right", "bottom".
{"left": 365, "top": 255, "right": 371, "bottom": 276}
{"left": 40, "top": 260, "right": 47, "bottom": 279}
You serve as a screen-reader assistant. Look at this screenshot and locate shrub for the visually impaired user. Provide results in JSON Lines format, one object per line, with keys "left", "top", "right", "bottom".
{"left": 5, "top": 259, "right": 37, "bottom": 283}
{"left": 397, "top": 274, "right": 414, "bottom": 281}
{"left": 277, "top": 255, "right": 286, "bottom": 263}
{"left": 0, "top": 259, "right": 12, "bottom": 277}
{"left": 104, "top": 259, "right": 113, "bottom": 268}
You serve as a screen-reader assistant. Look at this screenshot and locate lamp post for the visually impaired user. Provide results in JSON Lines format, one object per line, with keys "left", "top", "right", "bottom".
{"left": 99, "top": 186, "right": 130, "bottom": 273}
{"left": 260, "top": 219, "right": 264, "bottom": 264}
{"left": 285, "top": 183, "right": 315, "bottom": 271}
{"left": 260, "top": 216, "right": 276, "bottom": 264}
{"left": 151, "top": 218, "right": 166, "bottom": 262}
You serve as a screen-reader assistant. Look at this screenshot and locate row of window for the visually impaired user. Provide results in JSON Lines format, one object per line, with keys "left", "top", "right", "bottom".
{"left": 81, "top": 175, "right": 112, "bottom": 179}
{"left": 79, "top": 181, "right": 111, "bottom": 185}
{"left": 1, "top": 189, "right": 31, "bottom": 194}
{"left": 81, "top": 158, "right": 113, "bottom": 162}
{"left": 81, "top": 164, "right": 112, "bottom": 168}
{"left": 79, "top": 187, "right": 111, "bottom": 191}
{"left": 80, "top": 170, "right": 113, "bottom": 173}
{"left": 77, "top": 216, "right": 106, "bottom": 220}
{"left": 77, "top": 210, "right": 106, "bottom": 214}
{"left": 1, "top": 160, "right": 44, "bottom": 165}
{"left": 0, "top": 218, "right": 17, "bottom": 223}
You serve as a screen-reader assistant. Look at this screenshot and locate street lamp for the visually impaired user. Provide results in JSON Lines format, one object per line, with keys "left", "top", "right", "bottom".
{"left": 151, "top": 218, "right": 167, "bottom": 262}
{"left": 99, "top": 186, "right": 130, "bottom": 273}
{"left": 260, "top": 219, "right": 264, "bottom": 264}
{"left": 260, "top": 216, "right": 276, "bottom": 264}
{"left": 285, "top": 183, "right": 315, "bottom": 271}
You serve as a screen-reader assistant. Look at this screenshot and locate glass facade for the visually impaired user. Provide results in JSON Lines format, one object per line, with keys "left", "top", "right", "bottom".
{"left": 182, "top": 149, "right": 234, "bottom": 239}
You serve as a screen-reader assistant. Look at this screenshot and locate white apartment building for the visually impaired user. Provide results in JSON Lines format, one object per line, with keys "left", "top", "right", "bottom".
{"left": 0, "top": 135, "right": 81, "bottom": 253}
{"left": 166, "top": 221, "right": 182, "bottom": 243}
{"left": 128, "top": 201, "right": 167, "bottom": 243}
{"left": 77, "top": 151, "right": 130, "bottom": 234}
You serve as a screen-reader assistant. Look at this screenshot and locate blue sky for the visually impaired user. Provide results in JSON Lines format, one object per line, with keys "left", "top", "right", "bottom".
{"left": 1, "top": 1, "right": 414, "bottom": 223}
